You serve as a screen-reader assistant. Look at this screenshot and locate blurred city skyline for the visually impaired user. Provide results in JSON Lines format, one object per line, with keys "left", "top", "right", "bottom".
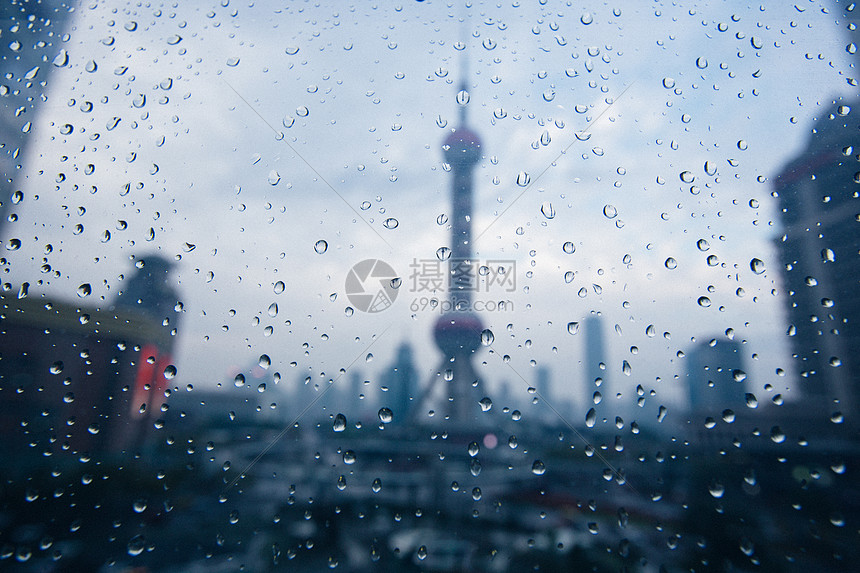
{"left": 3, "top": 1, "right": 858, "bottom": 421}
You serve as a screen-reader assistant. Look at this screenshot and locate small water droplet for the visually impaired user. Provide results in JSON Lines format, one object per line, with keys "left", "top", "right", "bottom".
{"left": 343, "top": 450, "right": 356, "bottom": 464}
{"left": 274, "top": 281, "right": 285, "bottom": 294}
{"left": 480, "top": 329, "right": 494, "bottom": 346}
{"left": 531, "top": 460, "right": 547, "bottom": 475}
{"left": 468, "top": 441, "right": 480, "bottom": 457}
{"left": 603, "top": 205, "right": 617, "bottom": 219}
{"left": 383, "top": 218, "right": 399, "bottom": 229}
{"left": 697, "top": 296, "right": 711, "bottom": 307}
{"left": 664, "top": 257, "right": 677, "bottom": 270}
{"left": 563, "top": 241, "right": 575, "bottom": 254}
{"left": 436, "top": 246, "right": 451, "bottom": 261}
{"left": 314, "top": 240, "right": 328, "bottom": 254}
{"left": 567, "top": 322, "right": 579, "bottom": 335}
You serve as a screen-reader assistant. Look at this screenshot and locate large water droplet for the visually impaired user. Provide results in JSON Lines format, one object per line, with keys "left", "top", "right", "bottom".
{"left": 273, "top": 281, "right": 285, "bottom": 294}
{"left": 333, "top": 413, "right": 347, "bottom": 432}
{"left": 540, "top": 202, "right": 555, "bottom": 219}
{"left": 563, "top": 241, "right": 575, "bottom": 254}
{"left": 603, "top": 205, "right": 617, "bottom": 219}
{"left": 516, "top": 172, "right": 530, "bottom": 187}
{"left": 479, "top": 397, "right": 493, "bottom": 412}
{"left": 585, "top": 407, "right": 596, "bottom": 427}
{"left": 342, "top": 450, "right": 356, "bottom": 464}
{"left": 77, "top": 284, "right": 92, "bottom": 298}
{"left": 750, "top": 258, "right": 765, "bottom": 275}
{"left": 531, "top": 460, "right": 546, "bottom": 475}
{"left": 480, "top": 329, "right": 494, "bottom": 346}
{"left": 314, "top": 240, "right": 328, "bottom": 254}
{"left": 378, "top": 408, "right": 393, "bottom": 424}
{"left": 567, "top": 321, "right": 579, "bottom": 335}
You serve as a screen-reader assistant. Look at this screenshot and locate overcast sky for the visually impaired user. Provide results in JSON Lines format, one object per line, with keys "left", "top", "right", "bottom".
{"left": 5, "top": 0, "right": 857, "bottom": 427}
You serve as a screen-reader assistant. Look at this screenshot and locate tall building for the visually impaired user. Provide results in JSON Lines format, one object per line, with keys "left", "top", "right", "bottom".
{"left": 773, "top": 102, "right": 859, "bottom": 416}
{"left": 381, "top": 343, "right": 417, "bottom": 423}
{"left": 1, "top": 1, "right": 74, "bottom": 240}
{"left": 685, "top": 338, "right": 747, "bottom": 413}
{"left": 584, "top": 315, "right": 608, "bottom": 415}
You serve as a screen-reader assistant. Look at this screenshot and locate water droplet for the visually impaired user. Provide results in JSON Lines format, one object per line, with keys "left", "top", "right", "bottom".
{"left": 562, "top": 241, "right": 575, "bottom": 254}
{"left": 314, "top": 240, "right": 328, "bottom": 254}
{"left": 697, "top": 238, "right": 710, "bottom": 251}
{"left": 470, "top": 458, "right": 482, "bottom": 476}
{"left": 479, "top": 397, "right": 493, "bottom": 412}
{"left": 333, "top": 413, "right": 347, "bottom": 432}
{"left": 770, "top": 426, "right": 785, "bottom": 443}
{"left": 603, "top": 205, "right": 617, "bottom": 219}
{"left": 585, "top": 407, "right": 596, "bottom": 427}
{"left": 745, "top": 393, "right": 758, "bottom": 408}
{"left": 468, "top": 441, "right": 480, "bottom": 457}
{"left": 77, "top": 284, "right": 92, "bottom": 298}
{"left": 732, "top": 369, "right": 747, "bottom": 383}
{"left": 481, "top": 329, "right": 494, "bottom": 346}
{"left": 343, "top": 450, "right": 356, "bottom": 464}
{"left": 531, "top": 460, "right": 547, "bottom": 475}
{"left": 696, "top": 57, "right": 708, "bottom": 69}
{"left": 680, "top": 171, "right": 695, "bottom": 183}
{"left": 226, "top": 57, "right": 240, "bottom": 67}
{"left": 52, "top": 49, "right": 69, "bottom": 67}
{"left": 516, "top": 172, "right": 530, "bottom": 187}
{"left": 564, "top": 271, "right": 575, "bottom": 283}
{"left": 708, "top": 481, "right": 725, "bottom": 498}
{"left": 378, "top": 408, "right": 393, "bottom": 424}
{"left": 383, "top": 218, "right": 399, "bottom": 229}
{"left": 133, "top": 499, "right": 147, "bottom": 513}
{"left": 508, "top": 435, "right": 518, "bottom": 448}
{"left": 540, "top": 202, "right": 555, "bottom": 219}
{"left": 511, "top": 410, "right": 522, "bottom": 421}
{"left": 49, "top": 361, "right": 64, "bottom": 375}
{"left": 750, "top": 258, "right": 765, "bottom": 274}
{"left": 664, "top": 257, "right": 677, "bottom": 270}
{"left": 127, "top": 535, "right": 145, "bottom": 556}
{"left": 436, "top": 246, "right": 451, "bottom": 260}
{"left": 285, "top": 45, "right": 300, "bottom": 55}
{"left": 456, "top": 90, "right": 470, "bottom": 105}
{"left": 657, "top": 405, "right": 668, "bottom": 422}
{"left": 697, "top": 296, "right": 711, "bottom": 307}
{"left": 580, "top": 13, "right": 593, "bottom": 25}
{"left": 567, "top": 322, "right": 579, "bottom": 335}
{"left": 417, "top": 546, "right": 428, "bottom": 561}
{"left": 163, "top": 365, "right": 177, "bottom": 380}
{"left": 296, "top": 106, "right": 309, "bottom": 117}
{"left": 436, "top": 213, "right": 448, "bottom": 225}
{"left": 821, "top": 248, "right": 835, "bottom": 262}
{"left": 662, "top": 77, "right": 675, "bottom": 89}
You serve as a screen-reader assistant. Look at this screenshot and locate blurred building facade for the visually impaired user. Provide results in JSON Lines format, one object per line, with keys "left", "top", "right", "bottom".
{"left": 773, "top": 101, "right": 859, "bottom": 416}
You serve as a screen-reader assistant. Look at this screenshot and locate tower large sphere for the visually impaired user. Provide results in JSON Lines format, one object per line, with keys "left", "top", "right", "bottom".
{"left": 433, "top": 312, "right": 483, "bottom": 356}
{"left": 443, "top": 128, "right": 482, "bottom": 167}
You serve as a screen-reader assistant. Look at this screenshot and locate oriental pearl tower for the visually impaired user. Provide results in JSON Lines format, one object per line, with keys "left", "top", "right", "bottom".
{"left": 430, "top": 80, "right": 487, "bottom": 425}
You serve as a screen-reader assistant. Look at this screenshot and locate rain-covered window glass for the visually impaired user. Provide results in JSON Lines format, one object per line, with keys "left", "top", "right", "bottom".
{"left": 1, "top": 0, "right": 858, "bottom": 571}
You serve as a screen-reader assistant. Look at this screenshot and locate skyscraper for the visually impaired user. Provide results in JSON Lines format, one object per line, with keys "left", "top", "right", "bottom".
{"left": 773, "top": 103, "right": 859, "bottom": 416}
{"left": 685, "top": 338, "right": 747, "bottom": 413}
{"left": 1, "top": 1, "right": 74, "bottom": 241}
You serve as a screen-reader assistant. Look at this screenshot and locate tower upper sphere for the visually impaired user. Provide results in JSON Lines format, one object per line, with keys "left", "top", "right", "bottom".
{"left": 443, "top": 128, "right": 482, "bottom": 167}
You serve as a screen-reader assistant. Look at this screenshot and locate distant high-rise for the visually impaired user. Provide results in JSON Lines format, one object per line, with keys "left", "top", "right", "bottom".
{"left": 381, "top": 343, "right": 417, "bottom": 423}
{"left": 773, "top": 102, "right": 859, "bottom": 415}
{"left": 686, "top": 338, "right": 747, "bottom": 412}
{"left": 1, "top": 1, "right": 74, "bottom": 240}
{"left": 584, "top": 315, "right": 608, "bottom": 407}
